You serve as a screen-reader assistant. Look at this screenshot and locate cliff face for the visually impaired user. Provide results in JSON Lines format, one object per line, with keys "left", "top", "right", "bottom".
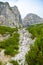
{"left": 22, "top": 13, "right": 43, "bottom": 27}
{"left": 0, "top": 2, "right": 22, "bottom": 27}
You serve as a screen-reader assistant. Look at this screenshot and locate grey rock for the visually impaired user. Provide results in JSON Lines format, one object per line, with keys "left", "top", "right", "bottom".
{"left": 22, "top": 13, "right": 43, "bottom": 27}
{"left": 0, "top": 2, "right": 22, "bottom": 27}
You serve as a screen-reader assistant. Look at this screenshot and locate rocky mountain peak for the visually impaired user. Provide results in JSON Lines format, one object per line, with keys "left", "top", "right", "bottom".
{"left": 0, "top": 2, "right": 43, "bottom": 28}
{"left": 12, "top": 5, "right": 22, "bottom": 23}
{"left": 24, "top": 13, "right": 41, "bottom": 20}
{"left": 22, "top": 13, "right": 43, "bottom": 27}
{"left": 0, "top": 2, "right": 9, "bottom": 8}
{"left": 0, "top": 2, "right": 22, "bottom": 27}
{"left": 12, "top": 5, "right": 20, "bottom": 16}
{"left": 12, "top": 6, "right": 18, "bottom": 10}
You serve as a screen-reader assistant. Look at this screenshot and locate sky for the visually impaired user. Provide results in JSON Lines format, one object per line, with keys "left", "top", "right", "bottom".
{"left": 0, "top": 0, "right": 43, "bottom": 18}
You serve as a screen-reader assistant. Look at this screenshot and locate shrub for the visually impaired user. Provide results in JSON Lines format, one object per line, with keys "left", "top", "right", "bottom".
{"left": 10, "top": 60, "right": 19, "bottom": 65}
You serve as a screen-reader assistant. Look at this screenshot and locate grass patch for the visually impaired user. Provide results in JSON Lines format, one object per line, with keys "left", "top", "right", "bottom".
{"left": 0, "top": 61, "right": 2, "bottom": 65}
{"left": 0, "top": 26, "right": 18, "bottom": 35}
{"left": 26, "top": 23, "right": 43, "bottom": 65}
{"left": 0, "top": 33, "right": 19, "bottom": 56}
{"left": 26, "top": 23, "right": 43, "bottom": 39}
{"left": 10, "top": 60, "right": 19, "bottom": 65}
{"left": 0, "top": 61, "right": 6, "bottom": 65}
{"left": 0, "top": 26, "right": 19, "bottom": 56}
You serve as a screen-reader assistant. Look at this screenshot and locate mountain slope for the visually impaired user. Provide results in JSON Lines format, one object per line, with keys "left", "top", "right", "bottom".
{"left": 22, "top": 13, "right": 43, "bottom": 27}
{"left": 0, "top": 2, "right": 22, "bottom": 27}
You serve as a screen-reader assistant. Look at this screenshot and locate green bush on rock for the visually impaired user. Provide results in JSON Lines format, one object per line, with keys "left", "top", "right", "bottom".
{"left": 10, "top": 60, "right": 19, "bottom": 65}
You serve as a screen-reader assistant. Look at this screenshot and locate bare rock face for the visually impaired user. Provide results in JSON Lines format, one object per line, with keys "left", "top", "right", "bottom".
{"left": 0, "top": 2, "right": 22, "bottom": 27}
{"left": 11, "top": 6, "right": 22, "bottom": 27}
{"left": 22, "top": 13, "right": 43, "bottom": 27}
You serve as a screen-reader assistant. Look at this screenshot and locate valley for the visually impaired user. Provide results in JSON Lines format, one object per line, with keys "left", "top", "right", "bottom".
{"left": 0, "top": 1, "right": 43, "bottom": 65}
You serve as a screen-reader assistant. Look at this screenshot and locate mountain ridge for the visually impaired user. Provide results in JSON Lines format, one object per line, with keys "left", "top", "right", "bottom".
{"left": 22, "top": 13, "right": 43, "bottom": 27}
{"left": 0, "top": 2, "right": 43, "bottom": 27}
{"left": 0, "top": 2, "right": 22, "bottom": 28}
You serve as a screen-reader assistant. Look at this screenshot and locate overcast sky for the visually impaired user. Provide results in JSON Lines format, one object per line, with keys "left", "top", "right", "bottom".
{"left": 0, "top": 0, "right": 43, "bottom": 18}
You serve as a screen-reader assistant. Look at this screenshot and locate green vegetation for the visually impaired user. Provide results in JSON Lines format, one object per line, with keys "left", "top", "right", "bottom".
{"left": 0, "top": 61, "right": 6, "bottom": 65}
{"left": 10, "top": 60, "right": 19, "bottom": 65}
{"left": 0, "top": 61, "right": 2, "bottom": 65}
{"left": 0, "top": 26, "right": 18, "bottom": 35}
{"left": 0, "top": 26, "right": 19, "bottom": 56}
{"left": 0, "top": 33, "right": 19, "bottom": 56}
{"left": 26, "top": 24, "right": 43, "bottom": 65}
{"left": 27, "top": 24, "right": 43, "bottom": 39}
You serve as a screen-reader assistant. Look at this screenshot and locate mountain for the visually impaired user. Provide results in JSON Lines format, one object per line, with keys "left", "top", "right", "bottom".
{"left": 22, "top": 13, "right": 43, "bottom": 27}
{"left": 0, "top": 2, "right": 43, "bottom": 28}
{"left": 0, "top": 2, "right": 22, "bottom": 27}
